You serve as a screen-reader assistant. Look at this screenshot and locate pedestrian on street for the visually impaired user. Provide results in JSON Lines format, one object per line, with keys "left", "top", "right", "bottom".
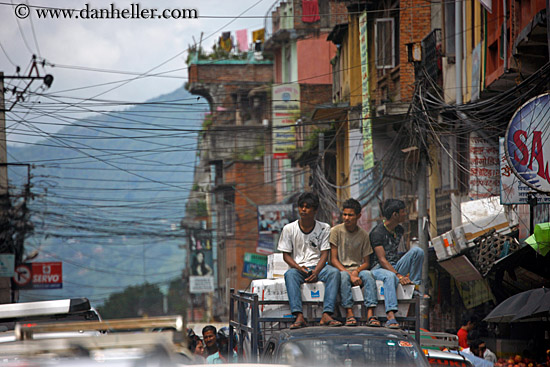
{"left": 457, "top": 314, "right": 478, "bottom": 349}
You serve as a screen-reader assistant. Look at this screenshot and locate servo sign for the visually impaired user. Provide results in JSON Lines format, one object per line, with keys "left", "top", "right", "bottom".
{"left": 13, "top": 262, "right": 63, "bottom": 290}
{"left": 505, "top": 93, "right": 550, "bottom": 193}
{"left": 32, "top": 262, "right": 62, "bottom": 289}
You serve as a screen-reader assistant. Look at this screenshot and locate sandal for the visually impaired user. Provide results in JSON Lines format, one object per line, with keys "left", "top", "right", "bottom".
{"left": 290, "top": 320, "right": 307, "bottom": 329}
{"left": 385, "top": 318, "right": 400, "bottom": 329}
{"left": 367, "top": 316, "right": 381, "bottom": 327}
{"left": 345, "top": 316, "right": 358, "bottom": 326}
{"left": 319, "top": 319, "right": 343, "bottom": 327}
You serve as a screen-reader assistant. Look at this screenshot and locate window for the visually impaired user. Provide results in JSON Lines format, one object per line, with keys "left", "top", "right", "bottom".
{"left": 375, "top": 18, "right": 395, "bottom": 69}
{"left": 443, "top": 1, "right": 455, "bottom": 56}
{"left": 223, "top": 190, "right": 235, "bottom": 236}
{"left": 284, "top": 44, "right": 292, "bottom": 82}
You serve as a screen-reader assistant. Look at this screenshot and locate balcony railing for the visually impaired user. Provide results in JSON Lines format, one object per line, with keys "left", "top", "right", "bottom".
{"left": 421, "top": 28, "right": 442, "bottom": 83}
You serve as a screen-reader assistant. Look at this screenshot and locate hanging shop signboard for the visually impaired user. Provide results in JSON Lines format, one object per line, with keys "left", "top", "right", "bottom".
{"left": 505, "top": 93, "right": 550, "bottom": 193}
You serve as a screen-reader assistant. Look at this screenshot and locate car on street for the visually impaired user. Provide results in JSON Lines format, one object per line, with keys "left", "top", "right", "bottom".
{"left": 260, "top": 326, "right": 430, "bottom": 367}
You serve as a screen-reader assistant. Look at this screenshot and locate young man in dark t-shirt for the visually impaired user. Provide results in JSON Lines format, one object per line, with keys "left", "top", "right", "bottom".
{"left": 369, "top": 199, "right": 424, "bottom": 328}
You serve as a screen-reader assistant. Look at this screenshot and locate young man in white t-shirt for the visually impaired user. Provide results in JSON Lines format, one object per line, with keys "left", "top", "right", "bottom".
{"left": 277, "top": 192, "right": 342, "bottom": 329}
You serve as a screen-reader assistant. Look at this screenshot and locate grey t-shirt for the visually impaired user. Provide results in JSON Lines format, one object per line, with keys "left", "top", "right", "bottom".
{"left": 369, "top": 222, "right": 403, "bottom": 268}
{"left": 329, "top": 223, "right": 373, "bottom": 270}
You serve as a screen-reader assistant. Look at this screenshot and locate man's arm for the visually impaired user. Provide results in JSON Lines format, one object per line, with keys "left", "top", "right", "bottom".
{"left": 282, "top": 252, "right": 308, "bottom": 274}
{"left": 355, "top": 256, "right": 370, "bottom": 273}
{"left": 307, "top": 249, "right": 329, "bottom": 282}
{"left": 373, "top": 246, "right": 412, "bottom": 285}
{"left": 330, "top": 244, "right": 346, "bottom": 272}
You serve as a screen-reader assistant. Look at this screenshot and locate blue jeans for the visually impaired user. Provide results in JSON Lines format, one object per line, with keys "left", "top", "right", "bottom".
{"left": 340, "top": 270, "right": 378, "bottom": 308}
{"left": 284, "top": 265, "right": 340, "bottom": 314}
{"left": 372, "top": 247, "right": 424, "bottom": 313}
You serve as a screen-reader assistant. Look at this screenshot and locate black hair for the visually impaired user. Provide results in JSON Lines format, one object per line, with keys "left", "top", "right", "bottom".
{"left": 202, "top": 325, "right": 217, "bottom": 336}
{"left": 381, "top": 199, "right": 406, "bottom": 219}
{"left": 343, "top": 198, "right": 362, "bottom": 215}
{"left": 188, "top": 334, "right": 202, "bottom": 351}
{"left": 297, "top": 192, "right": 319, "bottom": 210}
{"left": 469, "top": 339, "right": 482, "bottom": 351}
{"left": 460, "top": 313, "right": 479, "bottom": 327}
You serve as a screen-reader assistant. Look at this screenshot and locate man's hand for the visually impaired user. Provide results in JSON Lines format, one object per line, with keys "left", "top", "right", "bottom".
{"left": 397, "top": 274, "right": 413, "bottom": 285}
{"left": 349, "top": 272, "right": 362, "bottom": 286}
{"left": 305, "top": 270, "right": 318, "bottom": 283}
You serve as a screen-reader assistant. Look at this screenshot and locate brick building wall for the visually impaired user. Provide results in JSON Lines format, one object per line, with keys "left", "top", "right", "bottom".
{"left": 188, "top": 63, "right": 273, "bottom": 85}
{"left": 224, "top": 161, "right": 275, "bottom": 291}
{"left": 399, "top": 0, "right": 431, "bottom": 102}
{"left": 300, "top": 84, "right": 333, "bottom": 116}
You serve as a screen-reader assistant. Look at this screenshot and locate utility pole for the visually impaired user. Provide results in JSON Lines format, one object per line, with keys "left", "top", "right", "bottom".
{"left": 0, "top": 72, "right": 11, "bottom": 304}
{"left": 0, "top": 61, "right": 53, "bottom": 304}
{"left": 417, "top": 149, "right": 429, "bottom": 329}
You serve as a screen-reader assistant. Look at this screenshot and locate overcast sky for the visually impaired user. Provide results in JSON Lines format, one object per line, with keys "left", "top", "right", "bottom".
{"left": 0, "top": 0, "right": 276, "bottom": 142}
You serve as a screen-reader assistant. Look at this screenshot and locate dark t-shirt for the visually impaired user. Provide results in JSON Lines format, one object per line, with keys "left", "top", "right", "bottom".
{"left": 369, "top": 222, "right": 404, "bottom": 268}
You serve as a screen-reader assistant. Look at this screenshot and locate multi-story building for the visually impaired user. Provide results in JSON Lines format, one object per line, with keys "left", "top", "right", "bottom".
{"left": 185, "top": 55, "right": 275, "bottom": 318}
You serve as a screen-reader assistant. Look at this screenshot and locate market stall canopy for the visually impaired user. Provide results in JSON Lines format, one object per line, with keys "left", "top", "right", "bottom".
{"left": 484, "top": 287, "right": 550, "bottom": 323}
{"left": 524, "top": 223, "right": 550, "bottom": 256}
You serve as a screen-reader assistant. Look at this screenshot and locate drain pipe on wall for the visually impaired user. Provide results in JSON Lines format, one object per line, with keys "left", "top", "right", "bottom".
{"left": 503, "top": 0, "right": 508, "bottom": 71}
{"left": 453, "top": 0, "right": 464, "bottom": 228}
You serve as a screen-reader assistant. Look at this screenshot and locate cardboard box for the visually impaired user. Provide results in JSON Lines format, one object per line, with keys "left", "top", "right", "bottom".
{"left": 376, "top": 281, "right": 414, "bottom": 300}
{"left": 459, "top": 213, "right": 510, "bottom": 242}
{"left": 300, "top": 282, "right": 325, "bottom": 302}
{"left": 267, "top": 253, "right": 289, "bottom": 279}
{"left": 351, "top": 282, "right": 414, "bottom": 302}
{"left": 351, "top": 286, "right": 364, "bottom": 302}
{"left": 375, "top": 303, "right": 410, "bottom": 317}
{"left": 452, "top": 226, "right": 469, "bottom": 252}
{"left": 431, "top": 236, "right": 450, "bottom": 261}
{"left": 251, "top": 278, "right": 327, "bottom": 303}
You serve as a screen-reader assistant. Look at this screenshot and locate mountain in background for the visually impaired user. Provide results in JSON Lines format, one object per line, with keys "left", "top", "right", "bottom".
{"left": 7, "top": 85, "right": 207, "bottom": 306}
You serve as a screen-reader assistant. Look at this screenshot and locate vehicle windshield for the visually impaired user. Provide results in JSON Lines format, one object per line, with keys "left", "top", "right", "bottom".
{"left": 277, "top": 336, "right": 426, "bottom": 367}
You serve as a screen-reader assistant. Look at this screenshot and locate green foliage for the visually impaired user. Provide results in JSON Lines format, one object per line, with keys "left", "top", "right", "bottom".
{"left": 186, "top": 43, "right": 249, "bottom": 65}
{"left": 202, "top": 114, "right": 213, "bottom": 130}
{"left": 98, "top": 283, "right": 164, "bottom": 319}
{"left": 189, "top": 200, "right": 208, "bottom": 217}
{"left": 166, "top": 278, "right": 187, "bottom": 315}
{"left": 235, "top": 142, "right": 265, "bottom": 161}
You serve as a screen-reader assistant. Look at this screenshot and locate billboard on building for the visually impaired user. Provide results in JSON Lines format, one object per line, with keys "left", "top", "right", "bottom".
{"left": 242, "top": 252, "right": 267, "bottom": 279}
{"left": 359, "top": 11, "right": 374, "bottom": 170}
{"left": 499, "top": 137, "right": 550, "bottom": 204}
{"left": 469, "top": 132, "right": 500, "bottom": 200}
{"left": 505, "top": 93, "right": 550, "bottom": 193}
{"left": 257, "top": 204, "right": 296, "bottom": 254}
{"left": 272, "top": 84, "right": 300, "bottom": 159}
{"left": 188, "top": 229, "right": 214, "bottom": 294}
{"left": 349, "top": 129, "right": 372, "bottom": 204}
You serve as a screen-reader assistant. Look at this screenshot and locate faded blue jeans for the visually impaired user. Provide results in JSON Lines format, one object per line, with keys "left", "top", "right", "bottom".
{"left": 284, "top": 264, "right": 340, "bottom": 315}
{"left": 340, "top": 270, "right": 378, "bottom": 309}
{"left": 371, "top": 246, "right": 424, "bottom": 313}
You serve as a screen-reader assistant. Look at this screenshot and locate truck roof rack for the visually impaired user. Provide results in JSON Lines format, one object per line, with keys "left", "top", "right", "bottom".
{"left": 0, "top": 298, "right": 91, "bottom": 319}
{"left": 15, "top": 315, "right": 185, "bottom": 341}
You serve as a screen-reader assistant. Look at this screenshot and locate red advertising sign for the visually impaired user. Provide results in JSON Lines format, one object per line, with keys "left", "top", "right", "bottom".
{"left": 13, "top": 262, "right": 63, "bottom": 290}
{"left": 32, "top": 262, "right": 62, "bottom": 289}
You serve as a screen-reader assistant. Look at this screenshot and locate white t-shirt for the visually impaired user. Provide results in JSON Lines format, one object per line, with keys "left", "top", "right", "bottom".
{"left": 277, "top": 220, "right": 331, "bottom": 268}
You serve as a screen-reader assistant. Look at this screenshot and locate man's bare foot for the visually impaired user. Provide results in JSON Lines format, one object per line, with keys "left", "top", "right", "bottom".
{"left": 319, "top": 313, "right": 343, "bottom": 327}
